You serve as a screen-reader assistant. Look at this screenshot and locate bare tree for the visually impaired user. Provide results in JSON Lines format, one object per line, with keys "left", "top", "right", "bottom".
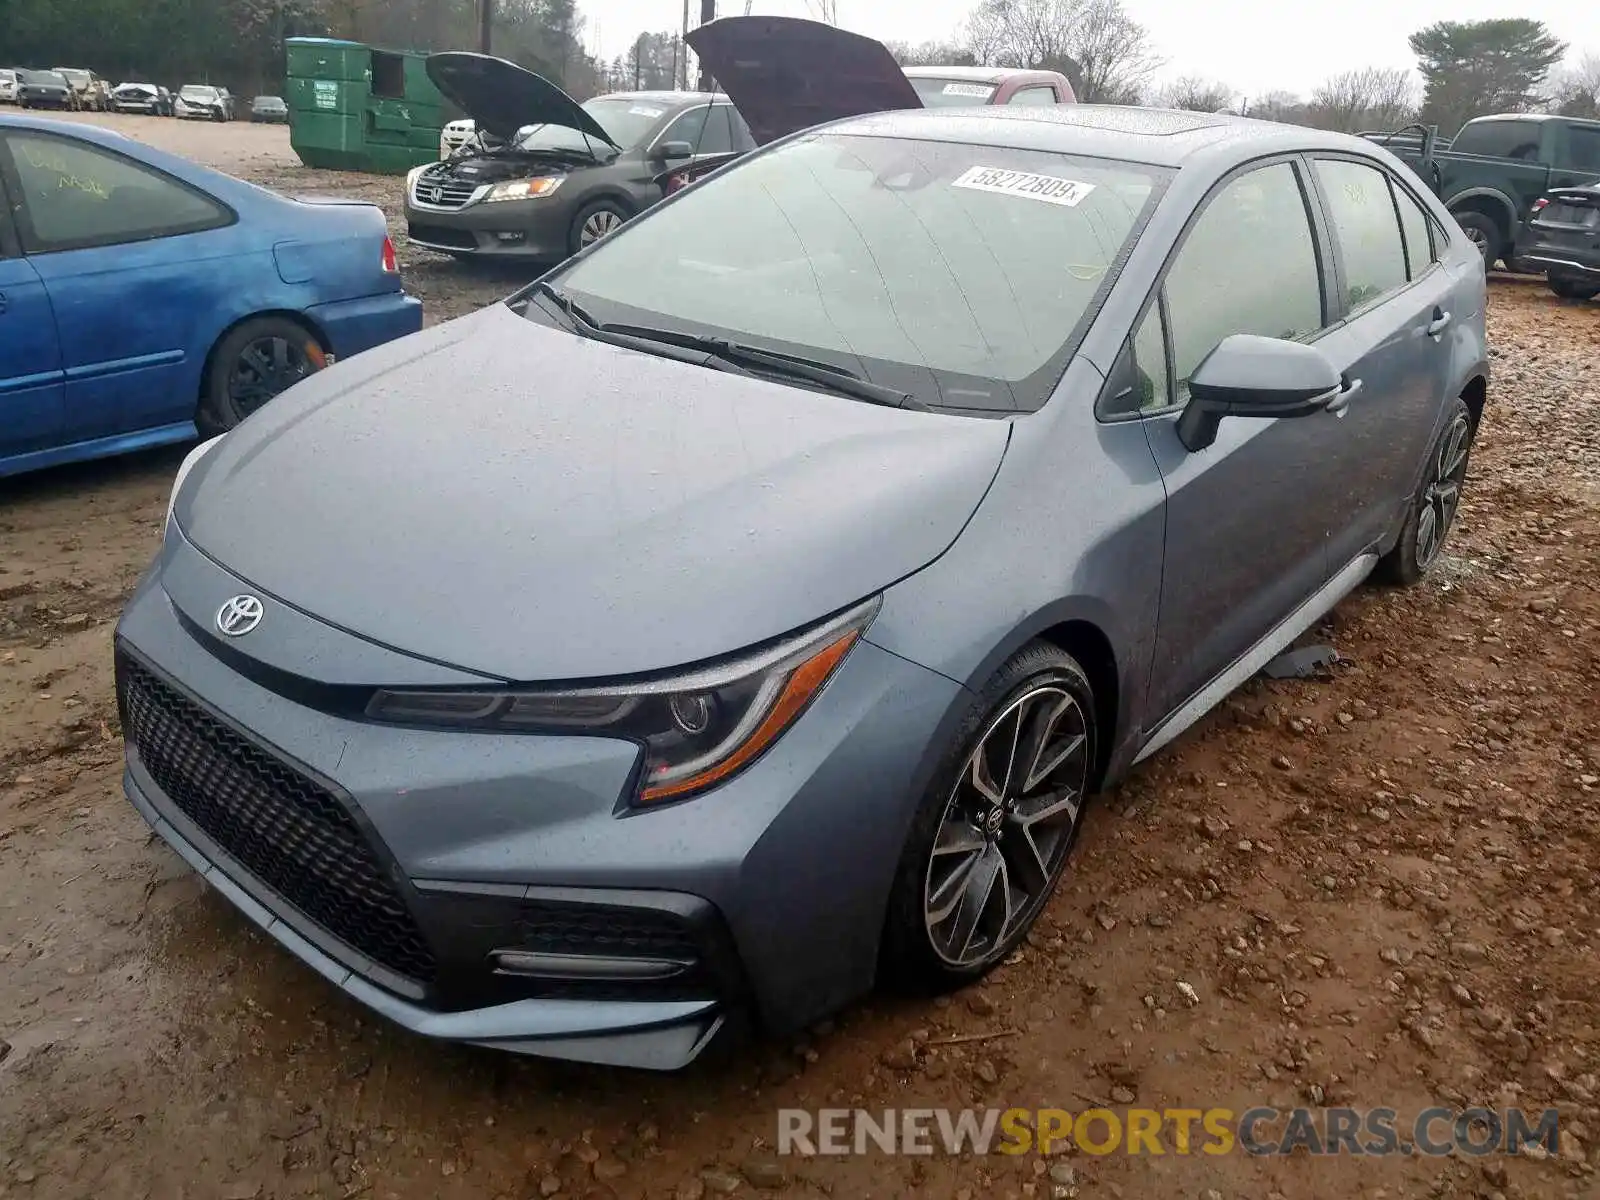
{"left": 1156, "top": 75, "right": 1237, "bottom": 113}
{"left": 1070, "top": 0, "right": 1161, "bottom": 102}
{"left": 884, "top": 39, "right": 976, "bottom": 67}
{"left": 960, "top": 0, "right": 1159, "bottom": 101}
{"left": 1241, "top": 90, "right": 1309, "bottom": 125}
{"left": 1552, "top": 52, "right": 1600, "bottom": 118}
{"left": 1307, "top": 66, "right": 1418, "bottom": 132}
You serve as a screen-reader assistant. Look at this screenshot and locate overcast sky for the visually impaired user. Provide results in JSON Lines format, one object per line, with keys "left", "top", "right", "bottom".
{"left": 580, "top": 0, "right": 1600, "bottom": 98}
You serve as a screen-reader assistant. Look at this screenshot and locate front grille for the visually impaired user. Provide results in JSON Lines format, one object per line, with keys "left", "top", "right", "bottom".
{"left": 118, "top": 653, "right": 437, "bottom": 985}
{"left": 411, "top": 168, "right": 478, "bottom": 210}
{"left": 514, "top": 900, "right": 702, "bottom": 959}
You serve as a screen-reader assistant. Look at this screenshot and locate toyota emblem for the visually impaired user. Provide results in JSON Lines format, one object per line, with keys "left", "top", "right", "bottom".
{"left": 216, "top": 595, "right": 264, "bottom": 637}
{"left": 428, "top": 185, "right": 444, "bottom": 204}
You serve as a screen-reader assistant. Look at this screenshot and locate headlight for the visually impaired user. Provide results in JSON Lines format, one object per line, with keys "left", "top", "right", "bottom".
{"left": 483, "top": 177, "right": 564, "bottom": 203}
{"left": 367, "top": 597, "right": 880, "bottom": 804}
{"left": 165, "top": 435, "right": 224, "bottom": 527}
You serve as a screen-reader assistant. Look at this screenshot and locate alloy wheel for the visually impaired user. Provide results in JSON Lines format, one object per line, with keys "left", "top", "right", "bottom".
{"left": 580, "top": 209, "right": 623, "bottom": 247}
{"left": 227, "top": 336, "right": 320, "bottom": 419}
{"left": 923, "top": 684, "right": 1090, "bottom": 968}
{"left": 1416, "top": 410, "right": 1472, "bottom": 569}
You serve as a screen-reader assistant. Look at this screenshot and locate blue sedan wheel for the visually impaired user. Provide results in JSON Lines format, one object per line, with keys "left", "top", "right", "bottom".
{"left": 200, "top": 316, "right": 327, "bottom": 434}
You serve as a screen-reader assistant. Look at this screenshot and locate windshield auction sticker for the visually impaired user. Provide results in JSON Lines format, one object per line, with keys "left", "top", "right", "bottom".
{"left": 942, "top": 82, "right": 993, "bottom": 97}
{"left": 952, "top": 165, "right": 1096, "bottom": 207}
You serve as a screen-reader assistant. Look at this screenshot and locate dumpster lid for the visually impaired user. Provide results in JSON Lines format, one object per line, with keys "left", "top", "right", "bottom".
{"left": 685, "top": 15, "right": 921, "bottom": 146}
{"left": 425, "top": 51, "right": 619, "bottom": 148}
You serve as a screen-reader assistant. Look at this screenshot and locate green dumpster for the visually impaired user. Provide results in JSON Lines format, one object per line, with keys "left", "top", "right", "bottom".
{"left": 285, "top": 37, "right": 447, "bottom": 174}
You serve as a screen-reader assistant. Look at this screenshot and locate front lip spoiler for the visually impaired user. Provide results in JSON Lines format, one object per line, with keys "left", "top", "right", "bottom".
{"left": 124, "top": 767, "right": 725, "bottom": 1071}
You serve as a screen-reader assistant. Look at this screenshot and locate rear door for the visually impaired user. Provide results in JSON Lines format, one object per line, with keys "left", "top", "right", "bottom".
{"left": 0, "top": 127, "right": 236, "bottom": 444}
{"left": 1133, "top": 158, "right": 1346, "bottom": 722}
{"left": 0, "top": 171, "right": 66, "bottom": 466}
{"left": 1304, "top": 155, "right": 1457, "bottom": 568}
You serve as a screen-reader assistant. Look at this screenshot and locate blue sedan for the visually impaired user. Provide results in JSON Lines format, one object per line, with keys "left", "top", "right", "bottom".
{"left": 0, "top": 114, "right": 423, "bottom": 479}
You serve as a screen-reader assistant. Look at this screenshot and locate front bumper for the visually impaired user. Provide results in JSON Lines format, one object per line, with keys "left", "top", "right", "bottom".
{"left": 114, "top": 526, "right": 961, "bottom": 1068}
{"left": 404, "top": 195, "right": 571, "bottom": 260}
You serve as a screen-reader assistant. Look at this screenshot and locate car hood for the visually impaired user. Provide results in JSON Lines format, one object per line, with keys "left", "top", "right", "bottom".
{"left": 177, "top": 304, "right": 1010, "bottom": 682}
{"left": 685, "top": 15, "right": 922, "bottom": 145}
{"left": 425, "top": 51, "right": 617, "bottom": 148}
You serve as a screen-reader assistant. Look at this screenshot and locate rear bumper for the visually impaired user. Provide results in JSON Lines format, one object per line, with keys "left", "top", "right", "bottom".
{"left": 306, "top": 291, "right": 425, "bottom": 358}
{"left": 1514, "top": 228, "right": 1600, "bottom": 278}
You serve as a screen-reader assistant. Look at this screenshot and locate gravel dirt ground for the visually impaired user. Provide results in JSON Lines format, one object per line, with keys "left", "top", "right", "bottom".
{"left": 3, "top": 114, "right": 1600, "bottom": 1200}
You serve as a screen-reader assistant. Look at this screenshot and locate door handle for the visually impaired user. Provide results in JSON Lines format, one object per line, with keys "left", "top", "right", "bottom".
{"left": 1323, "top": 377, "right": 1362, "bottom": 416}
{"left": 1427, "top": 311, "right": 1452, "bottom": 338}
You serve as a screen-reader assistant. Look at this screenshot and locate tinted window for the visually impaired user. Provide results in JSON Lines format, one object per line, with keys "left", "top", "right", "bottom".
{"left": 1392, "top": 180, "right": 1437, "bottom": 280}
{"left": 1568, "top": 126, "right": 1600, "bottom": 172}
{"left": 661, "top": 105, "right": 711, "bottom": 148}
{"left": 910, "top": 77, "right": 998, "bottom": 107}
{"left": 5, "top": 132, "right": 231, "bottom": 253}
{"left": 554, "top": 135, "right": 1167, "bottom": 413}
{"left": 1314, "top": 159, "right": 1408, "bottom": 308}
{"left": 1451, "top": 119, "right": 1540, "bottom": 161}
{"left": 1164, "top": 162, "right": 1324, "bottom": 400}
{"left": 1008, "top": 86, "right": 1058, "bottom": 106}
{"left": 694, "top": 106, "right": 735, "bottom": 155}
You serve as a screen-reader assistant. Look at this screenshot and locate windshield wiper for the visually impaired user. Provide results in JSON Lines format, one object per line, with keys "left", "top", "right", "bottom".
{"left": 532, "top": 285, "right": 928, "bottom": 411}
{"left": 600, "top": 321, "right": 929, "bottom": 412}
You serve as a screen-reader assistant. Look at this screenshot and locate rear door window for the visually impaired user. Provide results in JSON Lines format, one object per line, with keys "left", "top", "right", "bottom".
{"left": 1567, "top": 125, "right": 1600, "bottom": 172}
{"left": 1313, "top": 158, "right": 1409, "bottom": 311}
{"left": 1391, "top": 180, "right": 1438, "bottom": 280}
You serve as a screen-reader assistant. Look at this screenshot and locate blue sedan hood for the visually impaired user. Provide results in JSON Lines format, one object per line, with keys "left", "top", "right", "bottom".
{"left": 177, "top": 304, "right": 1010, "bottom": 682}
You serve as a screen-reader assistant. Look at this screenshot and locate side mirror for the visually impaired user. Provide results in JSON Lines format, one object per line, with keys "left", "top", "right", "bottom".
{"left": 1176, "top": 334, "right": 1346, "bottom": 453}
{"left": 654, "top": 140, "right": 694, "bottom": 162}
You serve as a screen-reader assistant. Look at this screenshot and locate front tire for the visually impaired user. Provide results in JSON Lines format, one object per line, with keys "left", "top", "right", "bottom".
{"left": 198, "top": 316, "right": 327, "bottom": 435}
{"left": 1375, "top": 397, "right": 1476, "bottom": 587}
{"left": 880, "top": 642, "right": 1097, "bottom": 991}
{"left": 568, "top": 198, "right": 630, "bottom": 256}
{"left": 1549, "top": 275, "right": 1599, "bottom": 301}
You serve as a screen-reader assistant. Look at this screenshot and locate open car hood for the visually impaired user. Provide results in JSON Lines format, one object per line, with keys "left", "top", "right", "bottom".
{"left": 426, "top": 51, "right": 618, "bottom": 148}
{"left": 686, "top": 15, "right": 922, "bottom": 145}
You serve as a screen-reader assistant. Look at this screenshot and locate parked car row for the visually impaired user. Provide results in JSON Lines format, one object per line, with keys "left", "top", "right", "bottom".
{"left": 411, "top": 17, "right": 1078, "bottom": 262}
{"left": 3, "top": 70, "right": 286, "bottom": 125}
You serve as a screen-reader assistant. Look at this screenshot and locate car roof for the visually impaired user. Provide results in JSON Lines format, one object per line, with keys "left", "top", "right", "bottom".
{"left": 592, "top": 90, "right": 730, "bottom": 106}
{"left": 902, "top": 65, "right": 1059, "bottom": 83}
{"left": 817, "top": 104, "right": 1390, "bottom": 169}
{"left": 1465, "top": 111, "right": 1600, "bottom": 128}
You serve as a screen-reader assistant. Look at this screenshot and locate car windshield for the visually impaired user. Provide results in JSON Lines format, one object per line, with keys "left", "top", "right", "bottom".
{"left": 56, "top": 69, "right": 89, "bottom": 85}
{"left": 181, "top": 86, "right": 217, "bottom": 101}
{"left": 23, "top": 70, "right": 65, "bottom": 86}
{"left": 910, "top": 77, "right": 999, "bottom": 107}
{"left": 254, "top": 96, "right": 283, "bottom": 106}
{"left": 548, "top": 134, "right": 1167, "bottom": 413}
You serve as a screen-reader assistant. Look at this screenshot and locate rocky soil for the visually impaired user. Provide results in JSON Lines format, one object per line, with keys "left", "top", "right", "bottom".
{"left": 2, "top": 115, "right": 1598, "bottom": 1200}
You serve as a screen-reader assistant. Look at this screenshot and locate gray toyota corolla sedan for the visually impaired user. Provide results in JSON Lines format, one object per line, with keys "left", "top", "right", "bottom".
{"left": 117, "top": 104, "right": 1488, "bottom": 1071}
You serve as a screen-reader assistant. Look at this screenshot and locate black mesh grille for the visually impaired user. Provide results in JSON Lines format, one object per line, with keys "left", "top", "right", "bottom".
{"left": 118, "top": 654, "right": 437, "bottom": 985}
{"left": 515, "top": 902, "right": 701, "bottom": 959}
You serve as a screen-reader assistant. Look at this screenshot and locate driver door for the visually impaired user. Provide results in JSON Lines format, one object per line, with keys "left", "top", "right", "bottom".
{"left": 1135, "top": 158, "right": 1347, "bottom": 724}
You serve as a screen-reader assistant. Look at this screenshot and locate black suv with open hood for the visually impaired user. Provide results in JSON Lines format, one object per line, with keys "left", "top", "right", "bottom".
{"left": 404, "top": 52, "right": 757, "bottom": 261}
